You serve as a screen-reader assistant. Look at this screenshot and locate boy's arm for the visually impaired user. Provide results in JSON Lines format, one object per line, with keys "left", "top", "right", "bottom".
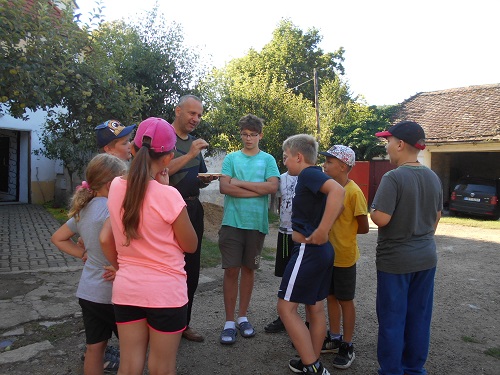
{"left": 356, "top": 215, "right": 370, "bottom": 234}
{"left": 230, "top": 176, "right": 279, "bottom": 196}
{"left": 306, "top": 179, "right": 345, "bottom": 245}
{"left": 219, "top": 175, "right": 264, "bottom": 197}
{"left": 51, "top": 223, "right": 86, "bottom": 259}
{"left": 370, "top": 209, "right": 391, "bottom": 227}
{"left": 434, "top": 211, "right": 442, "bottom": 231}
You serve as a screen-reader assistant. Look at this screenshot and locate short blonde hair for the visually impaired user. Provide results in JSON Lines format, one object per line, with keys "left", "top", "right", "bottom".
{"left": 282, "top": 134, "right": 318, "bottom": 164}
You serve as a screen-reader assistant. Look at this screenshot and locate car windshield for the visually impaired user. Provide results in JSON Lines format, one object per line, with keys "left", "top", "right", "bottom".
{"left": 455, "top": 182, "right": 496, "bottom": 194}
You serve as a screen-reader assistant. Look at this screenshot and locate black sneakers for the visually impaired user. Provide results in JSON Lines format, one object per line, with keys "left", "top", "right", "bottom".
{"left": 288, "top": 358, "right": 331, "bottom": 374}
{"left": 321, "top": 333, "right": 342, "bottom": 354}
{"left": 264, "top": 316, "right": 285, "bottom": 333}
{"left": 332, "top": 341, "right": 355, "bottom": 369}
{"left": 316, "top": 365, "right": 331, "bottom": 375}
{"left": 288, "top": 357, "right": 304, "bottom": 373}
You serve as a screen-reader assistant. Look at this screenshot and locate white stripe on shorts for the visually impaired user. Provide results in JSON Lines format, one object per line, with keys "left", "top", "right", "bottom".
{"left": 284, "top": 242, "right": 306, "bottom": 301}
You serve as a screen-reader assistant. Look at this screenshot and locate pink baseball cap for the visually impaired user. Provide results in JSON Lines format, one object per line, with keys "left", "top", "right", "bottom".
{"left": 133, "top": 117, "right": 176, "bottom": 152}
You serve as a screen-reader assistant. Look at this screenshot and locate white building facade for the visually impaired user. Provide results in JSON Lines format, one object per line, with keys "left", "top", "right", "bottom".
{"left": 0, "top": 109, "right": 62, "bottom": 204}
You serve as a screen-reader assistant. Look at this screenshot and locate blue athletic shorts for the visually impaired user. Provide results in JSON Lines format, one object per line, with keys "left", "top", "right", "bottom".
{"left": 278, "top": 242, "right": 334, "bottom": 305}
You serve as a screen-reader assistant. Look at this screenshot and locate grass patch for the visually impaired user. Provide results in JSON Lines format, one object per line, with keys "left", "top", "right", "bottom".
{"left": 268, "top": 210, "right": 279, "bottom": 225}
{"left": 42, "top": 201, "right": 69, "bottom": 225}
{"left": 440, "top": 215, "right": 500, "bottom": 230}
{"left": 42, "top": 203, "right": 277, "bottom": 268}
{"left": 484, "top": 346, "right": 500, "bottom": 360}
{"left": 461, "top": 335, "right": 481, "bottom": 344}
{"left": 200, "top": 236, "right": 221, "bottom": 268}
{"left": 261, "top": 246, "right": 276, "bottom": 261}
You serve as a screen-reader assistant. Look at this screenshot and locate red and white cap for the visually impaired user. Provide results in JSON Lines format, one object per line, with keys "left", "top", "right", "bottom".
{"left": 319, "top": 145, "right": 356, "bottom": 167}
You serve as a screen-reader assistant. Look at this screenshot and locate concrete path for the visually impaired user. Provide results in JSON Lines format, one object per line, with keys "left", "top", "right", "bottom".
{"left": 0, "top": 204, "right": 84, "bottom": 365}
{"left": 0, "top": 204, "right": 82, "bottom": 273}
{"left": 0, "top": 203, "right": 216, "bottom": 368}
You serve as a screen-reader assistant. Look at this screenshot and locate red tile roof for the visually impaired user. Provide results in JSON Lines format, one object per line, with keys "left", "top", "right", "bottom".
{"left": 11, "top": 0, "right": 63, "bottom": 19}
{"left": 392, "top": 83, "right": 500, "bottom": 143}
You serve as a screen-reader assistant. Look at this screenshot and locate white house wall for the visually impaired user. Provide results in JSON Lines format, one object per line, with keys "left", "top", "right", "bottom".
{"left": 0, "top": 107, "right": 59, "bottom": 203}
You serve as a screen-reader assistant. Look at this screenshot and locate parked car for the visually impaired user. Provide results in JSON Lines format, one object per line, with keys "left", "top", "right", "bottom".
{"left": 449, "top": 177, "right": 500, "bottom": 220}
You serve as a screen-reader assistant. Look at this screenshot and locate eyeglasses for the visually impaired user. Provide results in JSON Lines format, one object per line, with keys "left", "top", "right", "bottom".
{"left": 240, "top": 133, "right": 260, "bottom": 139}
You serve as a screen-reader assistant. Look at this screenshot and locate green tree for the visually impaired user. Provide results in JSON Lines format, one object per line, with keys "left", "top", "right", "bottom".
{"left": 228, "top": 19, "right": 345, "bottom": 104}
{"left": 1, "top": 0, "right": 146, "bottom": 187}
{"left": 317, "top": 77, "right": 399, "bottom": 160}
{"left": 91, "top": 5, "right": 205, "bottom": 122}
{"left": 33, "top": 121, "right": 94, "bottom": 191}
{"left": 28, "top": 4, "right": 151, "bottom": 186}
{"left": 198, "top": 20, "right": 349, "bottom": 165}
{"left": 0, "top": 0, "right": 89, "bottom": 118}
{"left": 203, "top": 19, "right": 398, "bottom": 163}
{"left": 199, "top": 69, "right": 316, "bottom": 169}
{"left": 3, "top": 1, "right": 200, "bottom": 188}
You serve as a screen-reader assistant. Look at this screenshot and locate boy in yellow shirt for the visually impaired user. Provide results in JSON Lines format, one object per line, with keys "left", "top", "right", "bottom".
{"left": 320, "top": 145, "right": 369, "bottom": 369}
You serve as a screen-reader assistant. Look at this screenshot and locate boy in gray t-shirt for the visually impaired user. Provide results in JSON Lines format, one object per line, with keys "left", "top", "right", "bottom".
{"left": 371, "top": 121, "right": 442, "bottom": 375}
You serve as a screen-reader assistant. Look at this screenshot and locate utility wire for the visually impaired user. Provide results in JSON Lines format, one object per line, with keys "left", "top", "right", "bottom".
{"left": 290, "top": 78, "right": 314, "bottom": 90}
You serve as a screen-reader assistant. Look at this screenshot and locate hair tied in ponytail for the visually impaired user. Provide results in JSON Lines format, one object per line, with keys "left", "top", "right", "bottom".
{"left": 76, "top": 181, "right": 93, "bottom": 192}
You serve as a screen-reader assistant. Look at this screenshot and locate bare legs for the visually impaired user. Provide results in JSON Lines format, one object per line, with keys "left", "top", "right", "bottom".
{"left": 117, "top": 320, "right": 181, "bottom": 375}
{"left": 83, "top": 340, "right": 107, "bottom": 375}
{"left": 327, "top": 294, "right": 356, "bottom": 342}
{"left": 223, "top": 265, "right": 255, "bottom": 321}
{"left": 278, "top": 298, "right": 326, "bottom": 365}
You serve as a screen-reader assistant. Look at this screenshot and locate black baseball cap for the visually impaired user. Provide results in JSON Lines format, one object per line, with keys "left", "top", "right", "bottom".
{"left": 375, "top": 120, "right": 426, "bottom": 150}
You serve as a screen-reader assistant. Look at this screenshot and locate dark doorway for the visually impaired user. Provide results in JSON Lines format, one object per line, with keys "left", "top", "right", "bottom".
{"left": 0, "top": 137, "right": 9, "bottom": 192}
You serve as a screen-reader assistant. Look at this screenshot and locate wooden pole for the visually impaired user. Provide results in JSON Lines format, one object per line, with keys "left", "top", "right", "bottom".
{"left": 314, "top": 68, "right": 320, "bottom": 136}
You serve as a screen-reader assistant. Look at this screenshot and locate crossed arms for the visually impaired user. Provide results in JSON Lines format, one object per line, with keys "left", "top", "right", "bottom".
{"left": 219, "top": 175, "right": 279, "bottom": 197}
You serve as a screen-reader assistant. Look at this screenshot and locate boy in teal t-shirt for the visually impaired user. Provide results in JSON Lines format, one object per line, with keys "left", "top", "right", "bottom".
{"left": 218, "top": 114, "right": 280, "bottom": 345}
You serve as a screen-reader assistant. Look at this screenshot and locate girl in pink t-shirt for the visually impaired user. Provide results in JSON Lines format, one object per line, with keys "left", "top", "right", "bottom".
{"left": 100, "top": 117, "right": 197, "bottom": 375}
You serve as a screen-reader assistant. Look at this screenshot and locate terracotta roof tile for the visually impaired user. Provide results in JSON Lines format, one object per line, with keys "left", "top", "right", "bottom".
{"left": 10, "top": 0, "right": 63, "bottom": 19}
{"left": 392, "top": 83, "right": 500, "bottom": 143}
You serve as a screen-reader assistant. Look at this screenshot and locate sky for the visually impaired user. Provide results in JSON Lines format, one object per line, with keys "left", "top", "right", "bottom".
{"left": 76, "top": 0, "right": 500, "bottom": 106}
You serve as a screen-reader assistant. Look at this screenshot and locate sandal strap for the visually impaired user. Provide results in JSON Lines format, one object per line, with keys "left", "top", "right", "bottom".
{"left": 220, "top": 328, "right": 237, "bottom": 344}
{"left": 237, "top": 321, "right": 256, "bottom": 337}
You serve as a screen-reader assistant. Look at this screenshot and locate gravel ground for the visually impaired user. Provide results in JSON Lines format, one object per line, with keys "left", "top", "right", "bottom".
{"left": 0, "top": 204, "right": 499, "bottom": 374}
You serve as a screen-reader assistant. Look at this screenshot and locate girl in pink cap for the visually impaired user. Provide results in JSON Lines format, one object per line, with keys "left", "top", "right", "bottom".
{"left": 100, "top": 117, "right": 197, "bottom": 375}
